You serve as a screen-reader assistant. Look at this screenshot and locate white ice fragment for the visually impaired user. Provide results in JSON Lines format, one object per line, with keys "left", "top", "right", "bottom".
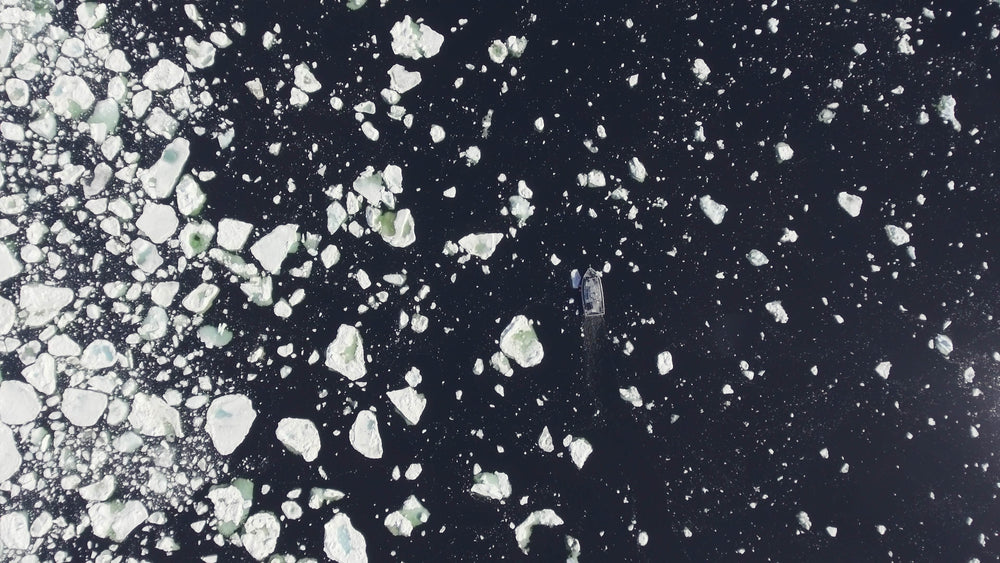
{"left": 0, "top": 381, "right": 40, "bottom": 425}
{"left": 0, "top": 296, "right": 13, "bottom": 335}
{"left": 136, "top": 202, "right": 179, "bottom": 244}
{"left": 206, "top": 394, "right": 257, "bottom": 455}
{"left": 430, "top": 124, "right": 445, "bottom": 143}
{"left": 885, "top": 225, "right": 910, "bottom": 246}
{"left": 934, "top": 334, "right": 953, "bottom": 356}
{"left": 585, "top": 169, "right": 606, "bottom": 188}
{"left": 4, "top": 78, "right": 29, "bottom": 107}
{"left": 459, "top": 233, "right": 504, "bottom": 260}
{"left": 184, "top": 36, "right": 216, "bottom": 69}
{"left": 384, "top": 496, "right": 430, "bottom": 537}
{"left": 692, "top": 58, "right": 711, "bottom": 81}
{"left": 765, "top": 300, "right": 789, "bottom": 323}
{"left": 349, "top": 410, "right": 383, "bottom": 459}
{"left": 390, "top": 16, "right": 444, "bottom": 60}
{"left": 293, "top": 63, "right": 322, "bottom": 93}
{"left": 47, "top": 75, "right": 95, "bottom": 119}
{"left": 88, "top": 500, "right": 148, "bottom": 542}
{"left": 775, "top": 142, "right": 794, "bottom": 162}
{"left": 628, "top": 157, "right": 647, "bottom": 182}
{"left": 471, "top": 470, "right": 512, "bottom": 500}
{"left": 488, "top": 39, "right": 508, "bottom": 63}
{"left": 797, "top": 511, "right": 812, "bottom": 531}
{"left": 0, "top": 512, "right": 30, "bottom": 549}
{"left": 250, "top": 223, "right": 299, "bottom": 273}
{"left": 515, "top": 509, "right": 564, "bottom": 554}
{"left": 218, "top": 218, "right": 254, "bottom": 251}
{"left": 388, "top": 64, "right": 422, "bottom": 93}
{"left": 875, "top": 361, "right": 892, "bottom": 380}
{"left": 500, "top": 315, "right": 544, "bottom": 368}
{"left": 568, "top": 437, "right": 593, "bottom": 468}
{"left": 618, "top": 386, "right": 643, "bottom": 407}
{"left": 61, "top": 388, "right": 108, "bottom": 427}
{"left": 746, "top": 249, "right": 769, "bottom": 266}
{"left": 22, "top": 354, "right": 56, "bottom": 395}
{"left": 937, "top": 95, "right": 960, "bottom": 132}
{"left": 656, "top": 351, "right": 674, "bottom": 375}
{"left": 538, "top": 426, "right": 554, "bottom": 452}
{"left": 0, "top": 423, "right": 20, "bottom": 482}
{"left": 699, "top": 195, "right": 727, "bottom": 224}
{"left": 181, "top": 283, "right": 220, "bottom": 313}
{"left": 853, "top": 43, "right": 867, "bottom": 55}
{"left": 142, "top": 59, "right": 186, "bottom": 91}
{"left": 242, "top": 512, "right": 280, "bottom": 560}
{"left": 276, "top": 418, "right": 321, "bottom": 462}
{"left": 79, "top": 475, "right": 116, "bottom": 502}
{"left": 826, "top": 526, "right": 838, "bottom": 537}
{"left": 19, "top": 284, "right": 73, "bottom": 328}
{"left": 0, "top": 243, "right": 23, "bottom": 282}
{"left": 325, "top": 324, "right": 367, "bottom": 380}
{"left": 324, "top": 513, "right": 368, "bottom": 563}
{"left": 373, "top": 208, "right": 416, "bottom": 248}
{"left": 128, "top": 393, "right": 183, "bottom": 437}
{"left": 386, "top": 387, "right": 427, "bottom": 425}
{"left": 837, "top": 192, "right": 863, "bottom": 217}
{"left": 139, "top": 138, "right": 191, "bottom": 199}
{"left": 208, "top": 484, "right": 251, "bottom": 536}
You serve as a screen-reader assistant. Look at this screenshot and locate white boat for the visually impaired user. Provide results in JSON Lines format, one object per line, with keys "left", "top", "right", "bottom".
{"left": 581, "top": 267, "right": 605, "bottom": 317}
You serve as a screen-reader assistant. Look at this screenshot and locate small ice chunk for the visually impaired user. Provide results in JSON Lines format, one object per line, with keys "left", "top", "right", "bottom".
{"left": 89, "top": 500, "right": 148, "bottom": 541}
{"left": 384, "top": 496, "right": 429, "bottom": 537}
{"left": 459, "top": 233, "right": 504, "bottom": 260}
{"left": 142, "top": 59, "right": 186, "bottom": 91}
{"left": 775, "top": 142, "right": 794, "bottom": 162}
{"left": 765, "top": 300, "right": 789, "bottom": 323}
{"left": 488, "top": 39, "right": 508, "bottom": 63}
{"left": 136, "top": 202, "right": 179, "bottom": 244}
{"left": 242, "top": 512, "right": 280, "bottom": 560}
{"left": 471, "top": 470, "right": 512, "bottom": 500}
{"left": 937, "top": 94, "right": 960, "bottom": 132}
{"left": 61, "top": 388, "right": 108, "bottom": 427}
{"left": 515, "top": 509, "right": 564, "bottom": 554}
{"left": 826, "top": 526, "right": 837, "bottom": 537}
{"left": 325, "top": 324, "right": 367, "bottom": 380}
{"left": 568, "top": 437, "right": 593, "bottom": 468}
{"left": 656, "top": 351, "right": 674, "bottom": 375}
{"left": 0, "top": 296, "right": 13, "bottom": 335}
{"left": 390, "top": 16, "right": 444, "bottom": 60}
{"left": 293, "top": 63, "right": 322, "bottom": 93}
{"left": 206, "top": 394, "right": 257, "bottom": 455}
{"left": 628, "top": 157, "right": 647, "bottom": 183}
{"left": 0, "top": 381, "right": 40, "bottom": 425}
{"left": 386, "top": 387, "right": 427, "bottom": 425}
{"left": 746, "top": 249, "right": 769, "bottom": 266}
{"left": 934, "top": 334, "right": 953, "bottom": 356}
{"left": 837, "top": 192, "right": 863, "bottom": 217}
{"left": 0, "top": 423, "right": 21, "bottom": 482}
{"left": 500, "top": 315, "right": 544, "bottom": 368}
{"left": 692, "top": 58, "right": 711, "bottom": 81}
{"left": 276, "top": 418, "right": 321, "bottom": 462}
{"left": 618, "top": 386, "right": 643, "bottom": 407}
{"left": 699, "top": 195, "right": 727, "bottom": 225}
{"left": 184, "top": 36, "right": 216, "bottom": 69}
{"left": 885, "top": 225, "right": 910, "bottom": 246}
{"left": 218, "top": 218, "right": 254, "bottom": 251}
{"left": 388, "top": 64, "right": 422, "bottom": 93}
{"left": 349, "top": 410, "right": 383, "bottom": 459}
{"left": 430, "top": 124, "right": 445, "bottom": 143}
{"left": 372, "top": 208, "right": 416, "bottom": 248}
{"left": 585, "top": 169, "right": 606, "bottom": 188}
{"left": 853, "top": 43, "right": 867, "bottom": 55}
{"left": 538, "top": 426, "right": 554, "bottom": 452}
{"left": 875, "top": 361, "right": 892, "bottom": 380}
{"left": 251, "top": 223, "right": 299, "bottom": 273}
{"left": 324, "top": 513, "right": 368, "bottom": 563}
{"left": 79, "top": 475, "right": 116, "bottom": 501}
{"left": 797, "top": 511, "right": 812, "bottom": 531}
{"left": 128, "top": 393, "right": 183, "bottom": 437}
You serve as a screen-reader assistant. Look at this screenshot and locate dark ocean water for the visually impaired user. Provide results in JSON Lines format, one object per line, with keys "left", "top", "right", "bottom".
{"left": 62, "top": 0, "right": 1000, "bottom": 561}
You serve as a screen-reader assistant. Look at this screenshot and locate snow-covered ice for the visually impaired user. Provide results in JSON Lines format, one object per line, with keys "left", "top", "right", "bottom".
{"left": 349, "top": 410, "right": 383, "bottom": 459}
{"left": 746, "top": 249, "right": 769, "bottom": 266}
{"left": 885, "top": 225, "right": 910, "bottom": 246}
{"left": 88, "top": 500, "right": 148, "bottom": 542}
{"left": 0, "top": 423, "right": 21, "bottom": 483}
{"left": 206, "top": 394, "right": 257, "bottom": 455}
{"left": 775, "top": 142, "right": 794, "bottom": 162}
{"left": 241, "top": 512, "right": 280, "bottom": 560}
{"left": 875, "top": 361, "right": 892, "bottom": 380}
{"left": 692, "top": 58, "right": 711, "bottom": 81}
{"left": 128, "top": 393, "right": 183, "bottom": 437}
{"left": 656, "top": 351, "right": 674, "bottom": 375}
{"left": 276, "top": 417, "right": 321, "bottom": 462}
{"left": 250, "top": 223, "right": 299, "bottom": 273}
{"left": 325, "top": 324, "right": 367, "bottom": 380}
{"left": 568, "top": 437, "right": 593, "bottom": 468}
{"left": 500, "top": 315, "right": 544, "bottom": 368}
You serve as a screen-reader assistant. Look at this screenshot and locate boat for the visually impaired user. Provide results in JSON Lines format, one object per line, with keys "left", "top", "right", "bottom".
{"left": 581, "top": 267, "right": 605, "bottom": 317}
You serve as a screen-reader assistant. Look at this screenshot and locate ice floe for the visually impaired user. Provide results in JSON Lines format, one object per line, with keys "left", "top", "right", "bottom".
{"left": 500, "top": 315, "right": 544, "bottom": 368}
{"left": 387, "top": 387, "right": 427, "bottom": 425}
{"left": 515, "top": 509, "right": 564, "bottom": 554}
{"left": 0, "top": 381, "right": 40, "bottom": 425}
{"left": 324, "top": 513, "right": 368, "bottom": 563}
{"left": 837, "top": 192, "right": 863, "bottom": 217}
{"left": 384, "top": 495, "right": 430, "bottom": 536}
{"left": 350, "top": 410, "right": 383, "bottom": 459}
{"left": 471, "top": 469, "right": 512, "bottom": 500}
{"left": 699, "top": 195, "right": 727, "bottom": 224}
{"left": 276, "top": 417, "right": 321, "bottom": 462}
{"left": 390, "top": 16, "right": 444, "bottom": 60}
{"left": 325, "top": 324, "right": 367, "bottom": 380}
{"left": 206, "top": 394, "right": 257, "bottom": 455}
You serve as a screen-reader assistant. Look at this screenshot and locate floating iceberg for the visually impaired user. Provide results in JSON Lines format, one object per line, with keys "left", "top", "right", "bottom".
{"left": 128, "top": 393, "right": 183, "bottom": 437}
{"left": 568, "top": 437, "right": 593, "bottom": 468}
{"left": 250, "top": 223, "right": 299, "bottom": 274}
{"left": 139, "top": 138, "right": 190, "bottom": 199}
{"left": 885, "top": 225, "right": 910, "bottom": 246}
{"left": 324, "top": 513, "right": 368, "bottom": 563}
{"left": 657, "top": 351, "right": 674, "bottom": 375}
{"left": 349, "top": 410, "right": 383, "bottom": 459}
{"left": 206, "top": 394, "right": 257, "bottom": 455}
{"left": 775, "top": 141, "right": 794, "bottom": 162}
{"left": 208, "top": 480, "right": 253, "bottom": 537}
{"left": 500, "top": 315, "right": 544, "bottom": 368}
{"left": 61, "top": 388, "right": 108, "bottom": 427}
{"left": 325, "top": 324, "right": 367, "bottom": 380}
{"left": 765, "top": 300, "right": 789, "bottom": 324}
{"left": 0, "top": 423, "right": 21, "bottom": 482}
{"left": 0, "top": 381, "right": 40, "bottom": 425}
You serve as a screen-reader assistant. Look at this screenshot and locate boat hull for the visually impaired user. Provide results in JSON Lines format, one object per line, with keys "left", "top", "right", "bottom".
{"left": 581, "top": 268, "right": 605, "bottom": 317}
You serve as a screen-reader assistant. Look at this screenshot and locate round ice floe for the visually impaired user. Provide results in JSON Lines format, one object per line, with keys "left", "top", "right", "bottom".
{"left": 324, "top": 513, "right": 368, "bottom": 563}
{"left": 80, "top": 339, "right": 117, "bottom": 370}
{"left": 275, "top": 417, "right": 321, "bottom": 462}
{"left": 61, "top": 388, "right": 108, "bottom": 427}
{"left": 0, "top": 423, "right": 22, "bottom": 483}
{"left": 499, "top": 315, "right": 544, "bottom": 368}
{"left": 88, "top": 500, "right": 148, "bottom": 542}
{"left": 0, "top": 381, "right": 41, "bottom": 425}
{"left": 390, "top": 15, "right": 444, "bottom": 60}
{"left": 206, "top": 394, "right": 257, "bottom": 455}
{"left": 46, "top": 75, "right": 94, "bottom": 118}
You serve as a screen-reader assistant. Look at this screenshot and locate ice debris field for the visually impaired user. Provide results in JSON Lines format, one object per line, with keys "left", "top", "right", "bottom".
{"left": 1, "top": 0, "right": 1000, "bottom": 561}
